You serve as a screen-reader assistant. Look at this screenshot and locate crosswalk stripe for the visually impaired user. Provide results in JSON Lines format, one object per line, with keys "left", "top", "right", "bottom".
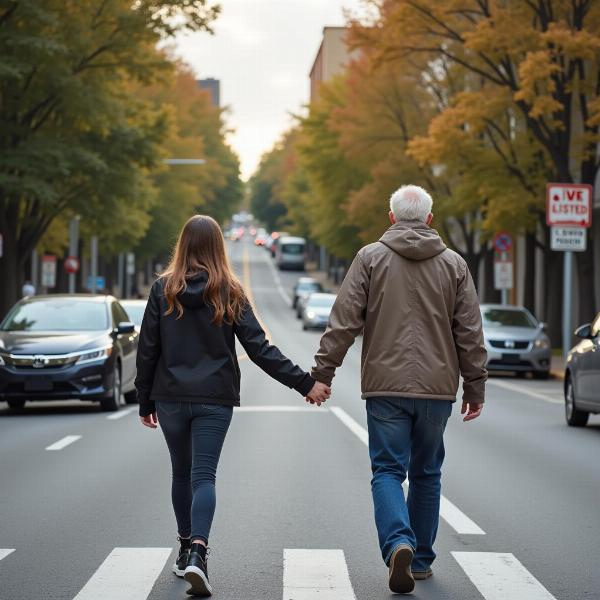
{"left": 236, "top": 405, "right": 329, "bottom": 412}
{"left": 106, "top": 407, "right": 137, "bottom": 420}
{"left": 45, "top": 435, "right": 81, "bottom": 451}
{"left": 283, "top": 549, "right": 356, "bottom": 600}
{"left": 452, "top": 552, "right": 557, "bottom": 600}
{"left": 330, "top": 406, "right": 485, "bottom": 535}
{"left": 72, "top": 547, "right": 171, "bottom": 600}
{"left": 0, "top": 549, "right": 15, "bottom": 561}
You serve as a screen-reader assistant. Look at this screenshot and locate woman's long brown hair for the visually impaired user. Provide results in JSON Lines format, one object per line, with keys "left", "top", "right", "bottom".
{"left": 160, "top": 215, "right": 246, "bottom": 325}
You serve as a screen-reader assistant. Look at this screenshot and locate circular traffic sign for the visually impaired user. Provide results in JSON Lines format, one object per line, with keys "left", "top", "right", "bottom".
{"left": 493, "top": 232, "right": 513, "bottom": 253}
{"left": 64, "top": 256, "right": 80, "bottom": 274}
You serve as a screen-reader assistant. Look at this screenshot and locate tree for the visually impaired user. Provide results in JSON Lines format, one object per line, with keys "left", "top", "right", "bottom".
{"left": 0, "top": 0, "right": 219, "bottom": 314}
{"left": 353, "top": 0, "right": 600, "bottom": 318}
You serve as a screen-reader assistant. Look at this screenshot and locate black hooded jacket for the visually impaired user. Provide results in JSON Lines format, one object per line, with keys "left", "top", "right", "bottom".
{"left": 135, "top": 274, "right": 315, "bottom": 416}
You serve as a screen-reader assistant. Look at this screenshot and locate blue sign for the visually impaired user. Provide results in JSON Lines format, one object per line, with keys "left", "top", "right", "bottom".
{"left": 86, "top": 276, "right": 106, "bottom": 291}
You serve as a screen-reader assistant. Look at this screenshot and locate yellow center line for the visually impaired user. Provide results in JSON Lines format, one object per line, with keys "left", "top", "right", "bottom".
{"left": 242, "top": 244, "right": 273, "bottom": 341}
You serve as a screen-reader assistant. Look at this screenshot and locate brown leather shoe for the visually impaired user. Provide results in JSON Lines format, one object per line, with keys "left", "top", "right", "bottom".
{"left": 412, "top": 568, "right": 433, "bottom": 580}
{"left": 388, "top": 545, "right": 415, "bottom": 594}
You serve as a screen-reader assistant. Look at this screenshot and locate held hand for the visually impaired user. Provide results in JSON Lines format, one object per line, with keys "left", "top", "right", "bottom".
{"left": 461, "top": 401, "right": 483, "bottom": 422}
{"left": 306, "top": 381, "right": 331, "bottom": 407}
{"left": 140, "top": 413, "right": 158, "bottom": 429}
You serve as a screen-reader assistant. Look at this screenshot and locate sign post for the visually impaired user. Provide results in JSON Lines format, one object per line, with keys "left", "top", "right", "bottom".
{"left": 41, "top": 255, "right": 57, "bottom": 288}
{"left": 546, "top": 183, "right": 593, "bottom": 359}
{"left": 493, "top": 232, "right": 513, "bottom": 305}
{"left": 68, "top": 217, "right": 80, "bottom": 294}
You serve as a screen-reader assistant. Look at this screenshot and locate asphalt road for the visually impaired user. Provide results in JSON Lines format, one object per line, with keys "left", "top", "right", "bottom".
{"left": 0, "top": 239, "right": 598, "bottom": 600}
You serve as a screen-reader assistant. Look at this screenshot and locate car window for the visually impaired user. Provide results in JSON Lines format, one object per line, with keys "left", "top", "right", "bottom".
{"left": 281, "top": 244, "right": 304, "bottom": 255}
{"left": 307, "top": 296, "right": 336, "bottom": 308}
{"left": 111, "top": 302, "right": 129, "bottom": 327}
{"left": 481, "top": 308, "right": 536, "bottom": 328}
{"left": 298, "top": 282, "right": 322, "bottom": 292}
{"left": 121, "top": 303, "right": 146, "bottom": 326}
{"left": 1, "top": 299, "right": 108, "bottom": 331}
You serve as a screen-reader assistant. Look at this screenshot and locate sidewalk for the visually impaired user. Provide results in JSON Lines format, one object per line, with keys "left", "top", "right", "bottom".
{"left": 550, "top": 355, "right": 565, "bottom": 380}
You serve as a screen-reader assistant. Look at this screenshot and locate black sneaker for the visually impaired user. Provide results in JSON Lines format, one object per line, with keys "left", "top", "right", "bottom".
{"left": 184, "top": 543, "right": 212, "bottom": 597}
{"left": 173, "top": 537, "right": 191, "bottom": 577}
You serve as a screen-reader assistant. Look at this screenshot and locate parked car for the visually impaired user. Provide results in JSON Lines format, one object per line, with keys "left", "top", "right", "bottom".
{"left": 480, "top": 304, "right": 551, "bottom": 379}
{"left": 564, "top": 313, "right": 600, "bottom": 427}
{"left": 120, "top": 299, "right": 147, "bottom": 332}
{"left": 275, "top": 236, "right": 306, "bottom": 271}
{"left": 293, "top": 277, "right": 324, "bottom": 315}
{"left": 0, "top": 295, "right": 138, "bottom": 412}
{"left": 302, "top": 293, "right": 337, "bottom": 331}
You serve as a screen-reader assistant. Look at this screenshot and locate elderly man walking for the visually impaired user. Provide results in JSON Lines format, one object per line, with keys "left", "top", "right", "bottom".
{"left": 311, "top": 185, "right": 487, "bottom": 594}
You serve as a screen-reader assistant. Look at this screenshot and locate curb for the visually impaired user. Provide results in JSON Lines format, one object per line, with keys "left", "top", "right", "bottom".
{"left": 550, "top": 369, "right": 564, "bottom": 381}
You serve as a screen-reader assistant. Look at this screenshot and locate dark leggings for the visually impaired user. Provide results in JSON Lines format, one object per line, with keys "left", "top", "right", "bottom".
{"left": 157, "top": 401, "right": 233, "bottom": 543}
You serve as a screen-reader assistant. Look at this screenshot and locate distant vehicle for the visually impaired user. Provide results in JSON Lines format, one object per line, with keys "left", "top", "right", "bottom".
{"left": 302, "top": 293, "right": 336, "bottom": 331}
{"left": 293, "top": 277, "right": 324, "bottom": 314}
{"left": 120, "top": 299, "right": 147, "bottom": 332}
{"left": 480, "top": 304, "right": 551, "bottom": 379}
{"left": 254, "top": 231, "right": 270, "bottom": 247}
{"left": 275, "top": 236, "right": 306, "bottom": 271}
{"left": 564, "top": 313, "right": 600, "bottom": 427}
{"left": 269, "top": 232, "right": 290, "bottom": 258}
{"left": 0, "top": 295, "right": 138, "bottom": 412}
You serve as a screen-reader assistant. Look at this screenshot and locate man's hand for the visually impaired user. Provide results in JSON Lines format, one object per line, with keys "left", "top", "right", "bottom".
{"left": 140, "top": 413, "right": 158, "bottom": 429}
{"left": 461, "top": 401, "right": 483, "bottom": 422}
{"left": 306, "top": 381, "right": 331, "bottom": 406}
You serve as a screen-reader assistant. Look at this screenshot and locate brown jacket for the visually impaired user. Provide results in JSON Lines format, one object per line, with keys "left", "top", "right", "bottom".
{"left": 312, "top": 221, "right": 487, "bottom": 404}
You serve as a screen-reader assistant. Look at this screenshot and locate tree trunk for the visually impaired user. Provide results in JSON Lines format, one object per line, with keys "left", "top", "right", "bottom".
{"left": 575, "top": 213, "right": 597, "bottom": 322}
{"left": 482, "top": 245, "right": 500, "bottom": 303}
{"left": 544, "top": 244, "right": 563, "bottom": 348}
{"left": 0, "top": 231, "right": 22, "bottom": 319}
{"left": 523, "top": 231, "right": 536, "bottom": 313}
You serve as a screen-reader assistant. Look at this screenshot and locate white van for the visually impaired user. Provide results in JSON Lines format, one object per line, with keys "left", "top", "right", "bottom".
{"left": 276, "top": 236, "right": 306, "bottom": 271}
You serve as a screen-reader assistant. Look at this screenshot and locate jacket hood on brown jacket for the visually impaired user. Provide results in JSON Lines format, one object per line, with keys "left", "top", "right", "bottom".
{"left": 379, "top": 221, "right": 447, "bottom": 261}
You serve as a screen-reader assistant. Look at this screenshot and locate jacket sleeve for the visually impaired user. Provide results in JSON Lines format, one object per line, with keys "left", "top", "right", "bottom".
{"left": 452, "top": 263, "right": 488, "bottom": 404}
{"left": 135, "top": 282, "right": 162, "bottom": 416}
{"left": 311, "top": 252, "right": 369, "bottom": 386}
{"left": 234, "top": 303, "right": 315, "bottom": 396}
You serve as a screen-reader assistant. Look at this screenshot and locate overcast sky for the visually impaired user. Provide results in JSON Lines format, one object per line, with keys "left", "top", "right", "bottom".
{"left": 173, "top": 0, "right": 366, "bottom": 180}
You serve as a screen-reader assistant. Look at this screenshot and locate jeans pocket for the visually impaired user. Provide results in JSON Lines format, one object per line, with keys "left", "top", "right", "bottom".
{"left": 157, "top": 401, "right": 181, "bottom": 417}
{"left": 425, "top": 400, "right": 452, "bottom": 428}
{"left": 367, "top": 398, "right": 411, "bottom": 421}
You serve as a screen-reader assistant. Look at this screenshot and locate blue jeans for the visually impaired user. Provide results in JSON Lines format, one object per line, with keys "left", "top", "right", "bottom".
{"left": 366, "top": 397, "right": 452, "bottom": 572}
{"left": 157, "top": 401, "right": 233, "bottom": 543}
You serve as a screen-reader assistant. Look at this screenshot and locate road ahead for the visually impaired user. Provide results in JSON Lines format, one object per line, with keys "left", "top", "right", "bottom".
{"left": 1, "top": 241, "right": 599, "bottom": 600}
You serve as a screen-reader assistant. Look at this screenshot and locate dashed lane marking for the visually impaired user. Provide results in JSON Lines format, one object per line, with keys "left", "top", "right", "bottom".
{"left": 242, "top": 244, "right": 273, "bottom": 341}
{"left": 45, "top": 435, "right": 82, "bottom": 451}
{"left": 452, "top": 552, "right": 557, "bottom": 600}
{"left": 261, "top": 251, "right": 293, "bottom": 306}
{"left": 329, "top": 406, "right": 485, "bottom": 535}
{"left": 72, "top": 547, "right": 171, "bottom": 600}
{"left": 0, "top": 549, "right": 15, "bottom": 561}
{"left": 283, "top": 549, "right": 357, "bottom": 600}
{"left": 487, "top": 379, "right": 563, "bottom": 405}
{"left": 106, "top": 407, "right": 137, "bottom": 420}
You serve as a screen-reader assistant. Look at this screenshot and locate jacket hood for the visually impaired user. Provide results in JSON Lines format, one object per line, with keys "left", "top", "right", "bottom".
{"left": 379, "top": 221, "right": 447, "bottom": 261}
{"left": 178, "top": 272, "right": 208, "bottom": 308}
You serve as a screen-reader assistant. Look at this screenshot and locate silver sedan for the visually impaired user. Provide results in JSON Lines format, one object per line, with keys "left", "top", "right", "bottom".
{"left": 480, "top": 304, "right": 551, "bottom": 379}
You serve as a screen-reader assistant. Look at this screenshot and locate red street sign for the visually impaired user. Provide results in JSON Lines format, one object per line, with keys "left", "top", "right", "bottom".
{"left": 493, "top": 231, "right": 513, "bottom": 252}
{"left": 64, "top": 256, "right": 80, "bottom": 274}
{"left": 546, "top": 183, "right": 592, "bottom": 228}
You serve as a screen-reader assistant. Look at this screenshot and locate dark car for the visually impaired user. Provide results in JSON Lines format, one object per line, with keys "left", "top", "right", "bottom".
{"left": 564, "top": 312, "right": 600, "bottom": 427}
{"left": 0, "top": 295, "right": 138, "bottom": 412}
{"left": 292, "top": 277, "right": 324, "bottom": 314}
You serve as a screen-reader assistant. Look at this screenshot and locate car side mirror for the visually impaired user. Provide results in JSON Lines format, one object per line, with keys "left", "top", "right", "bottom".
{"left": 574, "top": 323, "right": 593, "bottom": 339}
{"left": 115, "top": 321, "right": 135, "bottom": 335}
{"left": 538, "top": 321, "right": 547, "bottom": 331}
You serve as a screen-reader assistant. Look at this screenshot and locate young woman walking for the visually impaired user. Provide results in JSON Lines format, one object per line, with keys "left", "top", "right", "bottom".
{"left": 135, "top": 215, "right": 329, "bottom": 597}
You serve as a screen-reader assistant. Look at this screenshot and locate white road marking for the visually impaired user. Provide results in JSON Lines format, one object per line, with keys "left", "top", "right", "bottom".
{"left": 488, "top": 379, "right": 563, "bottom": 404}
{"left": 330, "top": 406, "right": 485, "bottom": 535}
{"left": 262, "top": 251, "right": 292, "bottom": 306}
{"left": 283, "top": 549, "right": 357, "bottom": 600}
{"left": 0, "top": 549, "right": 15, "bottom": 561}
{"left": 73, "top": 547, "right": 171, "bottom": 600}
{"left": 236, "top": 405, "right": 329, "bottom": 413}
{"left": 106, "top": 407, "right": 137, "bottom": 420}
{"left": 45, "top": 435, "right": 82, "bottom": 451}
{"left": 452, "top": 552, "right": 557, "bottom": 600}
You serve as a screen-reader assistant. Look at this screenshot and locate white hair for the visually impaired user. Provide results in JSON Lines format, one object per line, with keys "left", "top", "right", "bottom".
{"left": 389, "top": 185, "right": 433, "bottom": 222}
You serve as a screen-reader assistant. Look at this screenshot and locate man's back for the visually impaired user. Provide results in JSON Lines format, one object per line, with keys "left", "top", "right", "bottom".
{"left": 312, "top": 220, "right": 487, "bottom": 406}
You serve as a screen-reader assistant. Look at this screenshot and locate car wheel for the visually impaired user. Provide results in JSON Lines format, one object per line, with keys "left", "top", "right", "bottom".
{"left": 516, "top": 371, "right": 527, "bottom": 378}
{"left": 302, "top": 324, "right": 308, "bottom": 331}
{"left": 123, "top": 389, "right": 138, "bottom": 405}
{"left": 101, "top": 365, "right": 122, "bottom": 412}
{"left": 7, "top": 399, "right": 26, "bottom": 410}
{"left": 533, "top": 370, "right": 550, "bottom": 380}
{"left": 292, "top": 298, "right": 298, "bottom": 309}
{"left": 565, "top": 375, "right": 588, "bottom": 427}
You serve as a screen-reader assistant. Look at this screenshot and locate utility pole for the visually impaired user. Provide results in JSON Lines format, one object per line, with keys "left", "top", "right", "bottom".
{"left": 90, "top": 236, "right": 99, "bottom": 293}
{"left": 68, "top": 217, "right": 80, "bottom": 294}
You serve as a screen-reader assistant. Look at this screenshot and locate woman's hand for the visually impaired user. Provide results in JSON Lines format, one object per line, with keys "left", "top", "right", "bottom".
{"left": 140, "top": 413, "right": 158, "bottom": 429}
{"left": 306, "top": 381, "right": 331, "bottom": 406}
